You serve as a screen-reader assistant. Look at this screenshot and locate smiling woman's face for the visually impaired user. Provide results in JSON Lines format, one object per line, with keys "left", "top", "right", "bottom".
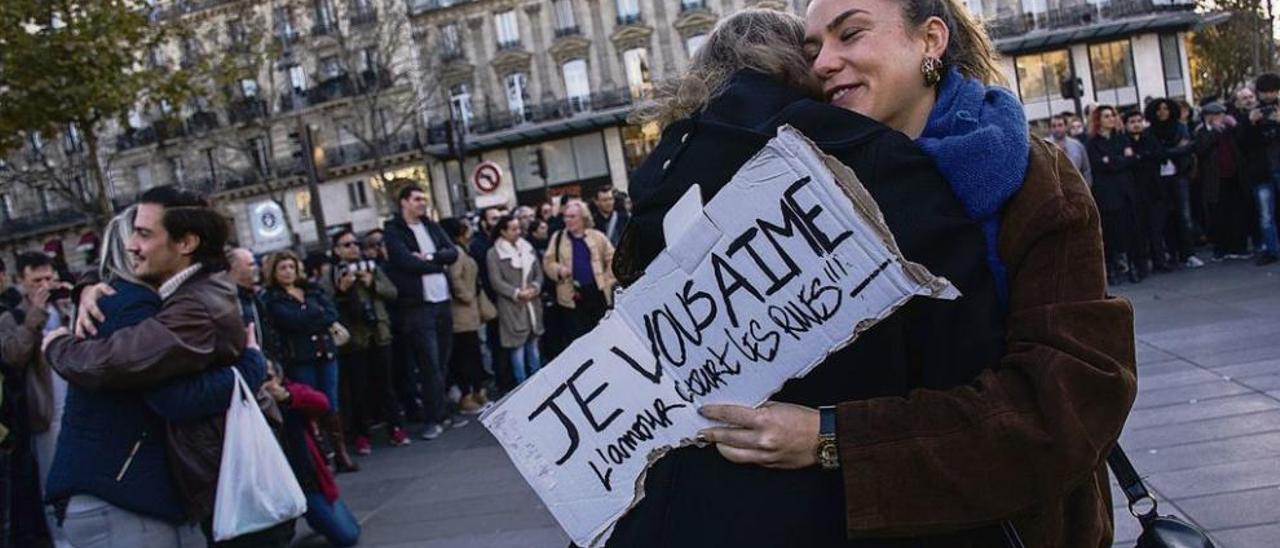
{"left": 804, "top": 0, "right": 943, "bottom": 136}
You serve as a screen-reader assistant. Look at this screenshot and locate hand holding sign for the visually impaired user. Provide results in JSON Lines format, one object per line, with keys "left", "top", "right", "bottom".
{"left": 480, "top": 126, "right": 960, "bottom": 547}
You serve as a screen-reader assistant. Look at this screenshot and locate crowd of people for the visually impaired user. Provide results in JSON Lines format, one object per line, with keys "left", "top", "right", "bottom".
{"left": 0, "top": 178, "right": 632, "bottom": 547}
{"left": 1044, "top": 73, "right": 1280, "bottom": 285}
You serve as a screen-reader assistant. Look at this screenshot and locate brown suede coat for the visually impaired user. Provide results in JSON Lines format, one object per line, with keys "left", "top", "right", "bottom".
{"left": 836, "top": 139, "right": 1138, "bottom": 546}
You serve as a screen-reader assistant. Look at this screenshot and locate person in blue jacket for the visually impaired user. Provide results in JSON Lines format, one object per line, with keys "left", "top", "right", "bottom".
{"left": 43, "top": 206, "right": 268, "bottom": 547}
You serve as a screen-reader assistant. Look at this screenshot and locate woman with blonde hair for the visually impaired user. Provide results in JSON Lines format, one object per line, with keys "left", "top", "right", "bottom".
{"left": 610, "top": 3, "right": 1135, "bottom": 546}
{"left": 543, "top": 199, "right": 614, "bottom": 340}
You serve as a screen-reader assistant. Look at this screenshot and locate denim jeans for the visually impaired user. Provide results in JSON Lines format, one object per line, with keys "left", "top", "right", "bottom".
{"left": 61, "top": 495, "right": 204, "bottom": 548}
{"left": 290, "top": 358, "right": 340, "bottom": 412}
{"left": 510, "top": 338, "right": 542, "bottom": 385}
{"left": 1256, "top": 174, "right": 1280, "bottom": 255}
{"left": 303, "top": 492, "right": 359, "bottom": 547}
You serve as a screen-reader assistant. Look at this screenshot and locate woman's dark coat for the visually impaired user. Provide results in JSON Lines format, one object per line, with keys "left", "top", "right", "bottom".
{"left": 609, "top": 70, "right": 1007, "bottom": 547}
{"left": 263, "top": 286, "right": 339, "bottom": 367}
{"left": 1085, "top": 132, "right": 1138, "bottom": 212}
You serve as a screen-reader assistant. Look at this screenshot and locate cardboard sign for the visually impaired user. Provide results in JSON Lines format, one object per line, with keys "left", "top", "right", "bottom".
{"left": 480, "top": 126, "right": 960, "bottom": 546}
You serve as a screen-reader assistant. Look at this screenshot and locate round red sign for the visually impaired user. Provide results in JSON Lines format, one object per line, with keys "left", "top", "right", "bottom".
{"left": 473, "top": 162, "right": 502, "bottom": 193}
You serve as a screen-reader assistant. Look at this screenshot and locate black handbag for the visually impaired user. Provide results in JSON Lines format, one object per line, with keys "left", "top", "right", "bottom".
{"left": 1002, "top": 445, "right": 1215, "bottom": 548}
{"left": 1108, "top": 445, "right": 1217, "bottom": 548}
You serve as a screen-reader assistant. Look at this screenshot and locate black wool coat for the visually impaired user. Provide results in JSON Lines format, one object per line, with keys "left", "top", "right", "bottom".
{"left": 607, "top": 70, "right": 1007, "bottom": 547}
{"left": 1085, "top": 132, "right": 1138, "bottom": 212}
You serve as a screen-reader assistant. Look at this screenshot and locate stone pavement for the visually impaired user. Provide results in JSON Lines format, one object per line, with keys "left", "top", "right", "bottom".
{"left": 292, "top": 259, "right": 1280, "bottom": 547}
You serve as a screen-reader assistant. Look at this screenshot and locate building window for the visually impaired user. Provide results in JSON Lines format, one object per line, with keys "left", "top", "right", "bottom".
{"left": 623, "top": 48, "right": 652, "bottom": 99}
{"left": 1089, "top": 39, "right": 1136, "bottom": 105}
{"left": 512, "top": 132, "right": 609, "bottom": 190}
{"left": 348, "top": 181, "right": 370, "bottom": 209}
{"left": 320, "top": 56, "right": 343, "bottom": 80}
{"left": 127, "top": 108, "right": 145, "bottom": 129}
{"left": 275, "top": 6, "right": 297, "bottom": 41}
{"left": 440, "top": 23, "right": 461, "bottom": 57}
{"left": 168, "top": 157, "right": 185, "bottom": 185}
{"left": 227, "top": 19, "right": 247, "bottom": 45}
{"left": 361, "top": 47, "right": 378, "bottom": 73}
{"left": 562, "top": 59, "right": 591, "bottom": 112}
{"left": 615, "top": 0, "right": 640, "bottom": 24}
{"left": 1014, "top": 49, "right": 1069, "bottom": 102}
{"left": 63, "top": 124, "right": 83, "bottom": 154}
{"left": 239, "top": 78, "right": 259, "bottom": 98}
{"left": 248, "top": 136, "right": 271, "bottom": 174}
{"left": 135, "top": 164, "right": 155, "bottom": 190}
{"left": 450, "top": 83, "right": 474, "bottom": 129}
{"left": 0, "top": 193, "right": 12, "bottom": 221}
{"left": 39, "top": 189, "right": 53, "bottom": 213}
{"left": 288, "top": 65, "right": 307, "bottom": 93}
{"left": 553, "top": 0, "right": 576, "bottom": 32}
{"left": 623, "top": 123, "right": 661, "bottom": 171}
{"left": 506, "top": 72, "right": 530, "bottom": 122}
{"left": 685, "top": 34, "right": 707, "bottom": 57}
{"left": 314, "top": 0, "right": 336, "bottom": 30}
{"left": 495, "top": 10, "right": 520, "bottom": 49}
{"left": 1160, "top": 34, "right": 1186, "bottom": 98}
{"left": 296, "top": 191, "right": 313, "bottom": 221}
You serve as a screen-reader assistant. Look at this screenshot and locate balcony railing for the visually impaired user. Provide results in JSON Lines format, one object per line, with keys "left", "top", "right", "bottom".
{"left": 616, "top": 13, "right": 643, "bottom": 26}
{"left": 440, "top": 49, "right": 465, "bottom": 63}
{"left": 405, "top": 0, "right": 472, "bottom": 15}
{"left": 229, "top": 97, "right": 269, "bottom": 125}
{"left": 679, "top": 0, "right": 707, "bottom": 12}
{"left": 312, "top": 21, "right": 337, "bottom": 36}
{"left": 351, "top": 8, "right": 378, "bottom": 26}
{"left": 984, "top": 0, "right": 1196, "bottom": 39}
{"left": 153, "top": 118, "right": 187, "bottom": 142}
{"left": 554, "top": 25, "right": 581, "bottom": 38}
{"left": 187, "top": 111, "right": 220, "bottom": 133}
{"left": 497, "top": 39, "right": 523, "bottom": 51}
{"left": 426, "top": 87, "right": 636, "bottom": 143}
{"left": 323, "top": 133, "right": 423, "bottom": 169}
{"left": 116, "top": 127, "right": 157, "bottom": 151}
{"left": 0, "top": 196, "right": 138, "bottom": 240}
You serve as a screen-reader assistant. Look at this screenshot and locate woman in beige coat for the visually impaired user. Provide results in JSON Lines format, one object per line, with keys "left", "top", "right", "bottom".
{"left": 486, "top": 215, "right": 545, "bottom": 384}
{"left": 442, "top": 218, "right": 487, "bottom": 412}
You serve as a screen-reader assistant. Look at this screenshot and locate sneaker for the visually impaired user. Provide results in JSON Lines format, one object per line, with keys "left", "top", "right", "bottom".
{"left": 354, "top": 435, "right": 372, "bottom": 456}
{"left": 1256, "top": 252, "right": 1279, "bottom": 266}
{"left": 444, "top": 415, "right": 470, "bottom": 429}
{"left": 389, "top": 427, "right": 411, "bottom": 447}
{"left": 1184, "top": 256, "right": 1205, "bottom": 269}
{"left": 459, "top": 394, "right": 484, "bottom": 415}
{"left": 421, "top": 424, "right": 445, "bottom": 440}
{"left": 1226, "top": 253, "right": 1254, "bottom": 261}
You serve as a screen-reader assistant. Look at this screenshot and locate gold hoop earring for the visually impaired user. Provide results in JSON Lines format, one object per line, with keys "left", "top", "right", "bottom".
{"left": 922, "top": 56, "right": 943, "bottom": 87}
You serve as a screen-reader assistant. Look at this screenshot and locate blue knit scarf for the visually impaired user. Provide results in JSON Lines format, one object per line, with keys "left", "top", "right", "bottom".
{"left": 916, "top": 66, "right": 1029, "bottom": 307}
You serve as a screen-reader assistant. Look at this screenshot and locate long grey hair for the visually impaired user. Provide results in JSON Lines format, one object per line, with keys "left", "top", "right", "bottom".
{"left": 99, "top": 206, "right": 142, "bottom": 285}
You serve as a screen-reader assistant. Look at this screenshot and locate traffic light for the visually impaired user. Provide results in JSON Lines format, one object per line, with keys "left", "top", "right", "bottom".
{"left": 530, "top": 147, "right": 547, "bottom": 180}
{"left": 1059, "top": 77, "right": 1084, "bottom": 100}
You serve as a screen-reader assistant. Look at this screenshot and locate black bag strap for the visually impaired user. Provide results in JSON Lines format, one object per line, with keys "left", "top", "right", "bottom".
{"left": 1107, "top": 444, "right": 1160, "bottom": 522}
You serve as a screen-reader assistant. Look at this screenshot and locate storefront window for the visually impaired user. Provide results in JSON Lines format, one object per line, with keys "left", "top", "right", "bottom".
{"left": 622, "top": 123, "right": 660, "bottom": 172}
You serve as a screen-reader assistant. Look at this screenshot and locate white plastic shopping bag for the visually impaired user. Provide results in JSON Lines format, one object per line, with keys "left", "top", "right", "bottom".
{"left": 212, "top": 367, "right": 307, "bottom": 541}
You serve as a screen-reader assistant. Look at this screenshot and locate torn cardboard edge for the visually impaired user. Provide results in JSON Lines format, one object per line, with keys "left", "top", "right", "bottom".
{"left": 482, "top": 125, "right": 961, "bottom": 547}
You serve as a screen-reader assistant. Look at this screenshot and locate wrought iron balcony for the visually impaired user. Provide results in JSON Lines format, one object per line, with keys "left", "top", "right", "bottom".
{"left": 228, "top": 97, "right": 269, "bottom": 125}
{"left": 616, "top": 13, "right": 643, "bottom": 26}
{"left": 679, "top": 0, "right": 707, "bottom": 12}
{"left": 984, "top": 0, "right": 1196, "bottom": 39}
{"left": 312, "top": 21, "right": 337, "bottom": 37}
{"left": 440, "top": 49, "right": 465, "bottom": 64}
{"left": 426, "top": 87, "right": 636, "bottom": 143}
{"left": 351, "top": 8, "right": 378, "bottom": 26}
{"left": 554, "top": 25, "right": 581, "bottom": 38}
{"left": 497, "top": 40, "right": 523, "bottom": 51}
{"left": 188, "top": 111, "right": 220, "bottom": 133}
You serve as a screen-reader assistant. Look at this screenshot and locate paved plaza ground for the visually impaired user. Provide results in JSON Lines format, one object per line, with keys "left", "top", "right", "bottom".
{"left": 293, "top": 258, "right": 1280, "bottom": 547}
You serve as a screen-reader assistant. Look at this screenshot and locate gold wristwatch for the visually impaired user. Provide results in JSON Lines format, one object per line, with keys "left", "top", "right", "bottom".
{"left": 817, "top": 405, "right": 839, "bottom": 471}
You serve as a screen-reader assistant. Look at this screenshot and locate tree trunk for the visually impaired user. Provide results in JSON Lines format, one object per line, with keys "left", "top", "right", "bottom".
{"left": 82, "top": 124, "right": 115, "bottom": 232}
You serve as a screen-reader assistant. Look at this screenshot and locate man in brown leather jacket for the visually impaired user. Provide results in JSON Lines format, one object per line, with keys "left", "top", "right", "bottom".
{"left": 43, "top": 186, "right": 296, "bottom": 547}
